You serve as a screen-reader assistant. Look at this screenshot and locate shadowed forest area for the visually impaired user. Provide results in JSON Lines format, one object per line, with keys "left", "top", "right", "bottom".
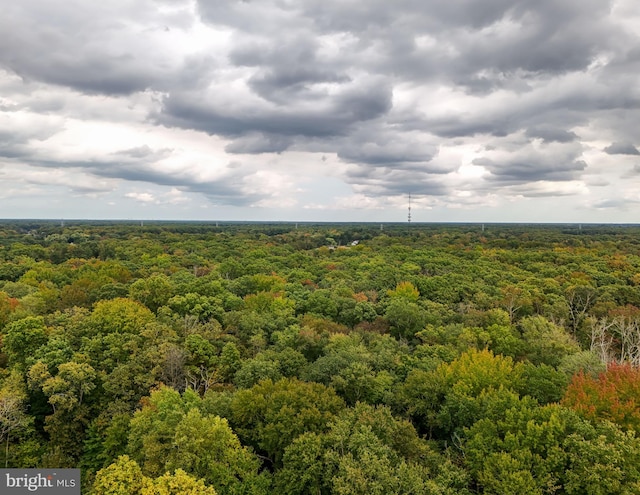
{"left": 2, "top": 221, "right": 640, "bottom": 493}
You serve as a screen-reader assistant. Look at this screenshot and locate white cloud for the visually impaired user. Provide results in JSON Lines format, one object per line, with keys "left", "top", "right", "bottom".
{"left": 125, "top": 192, "right": 156, "bottom": 203}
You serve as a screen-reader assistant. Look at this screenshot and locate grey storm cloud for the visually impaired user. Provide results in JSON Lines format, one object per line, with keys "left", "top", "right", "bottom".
{"left": 473, "top": 142, "right": 588, "bottom": 184}
{"left": 0, "top": 0, "right": 205, "bottom": 96}
{"left": 231, "top": 37, "right": 353, "bottom": 105}
{"left": 604, "top": 142, "right": 640, "bottom": 155}
{"left": 0, "top": 0, "right": 639, "bottom": 214}
{"left": 475, "top": 156, "right": 588, "bottom": 184}
{"left": 224, "top": 133, "right": 294, "bottom": 154}
{"left": 338, "top": 142, "right": 436, "bottom": 167}
{"left": 346, "top": 165, "right": 450, "bottom": 197}
{"left": 112, "top": 146, "right": 173, "bottom": 161}
{"left": 0, "top": 118, "right": 63, "bottom": 161}
{"left": 336, "top": 129, "right": 441, "bottom": 169}
{"left": 525, "top": 127, "right": 579, "bottom": 144}
{"left": 198, "top": 0, "right": 618, "bottom": 86}
{"left": 157, "top": 77, "right": 393, "bottom": 140}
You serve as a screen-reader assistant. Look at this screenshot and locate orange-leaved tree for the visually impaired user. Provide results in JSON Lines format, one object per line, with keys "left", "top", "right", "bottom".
{"left": 562, "top": 362, "right": 640, "bottom": 431}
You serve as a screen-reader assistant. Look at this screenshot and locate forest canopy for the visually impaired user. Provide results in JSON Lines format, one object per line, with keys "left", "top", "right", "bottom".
{"left": 2, "top": 221, "right": 640, "bottom": 493}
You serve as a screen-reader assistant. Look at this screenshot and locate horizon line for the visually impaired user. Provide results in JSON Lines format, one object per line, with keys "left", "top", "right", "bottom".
{"left": 1, "top": 218, "right": 640, "bottom": 227}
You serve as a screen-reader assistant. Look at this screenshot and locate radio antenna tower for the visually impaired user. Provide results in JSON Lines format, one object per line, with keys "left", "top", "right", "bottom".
{"left": 408, "top": 193, "right": 412, "bottom": 225}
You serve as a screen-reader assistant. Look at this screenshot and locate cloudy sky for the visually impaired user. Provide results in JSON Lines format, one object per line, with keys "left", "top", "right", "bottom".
{"left": 1, "top": 0, "right": 639, "bottom": 222}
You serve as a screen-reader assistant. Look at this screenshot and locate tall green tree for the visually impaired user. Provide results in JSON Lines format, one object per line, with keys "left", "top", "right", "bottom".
{"left": 229, "top": 378, "right": 345, "bottom": 466}
{"left": 127, "top": 387, "right": 269, "bottom": 494}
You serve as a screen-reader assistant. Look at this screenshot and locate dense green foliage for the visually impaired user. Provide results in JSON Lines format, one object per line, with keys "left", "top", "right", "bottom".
{"left": 2, "top": 221, "right": 640, "bottom": 493}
